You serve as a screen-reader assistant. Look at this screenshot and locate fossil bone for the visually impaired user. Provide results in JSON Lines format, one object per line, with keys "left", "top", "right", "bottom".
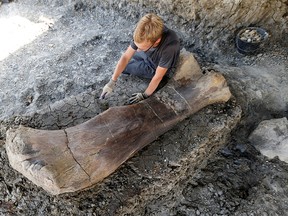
{"left": 6, "top": 51, "right": 231, "bottom": 195}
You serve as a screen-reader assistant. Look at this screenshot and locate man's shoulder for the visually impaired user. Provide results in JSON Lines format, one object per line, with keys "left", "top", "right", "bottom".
{"left": 163, "top": 26, "right": 179, "bottom": 41}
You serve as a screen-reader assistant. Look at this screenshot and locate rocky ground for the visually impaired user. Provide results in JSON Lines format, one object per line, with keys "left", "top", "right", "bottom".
{"left": 1, "top": 1, "right": 288, "bottom": 216}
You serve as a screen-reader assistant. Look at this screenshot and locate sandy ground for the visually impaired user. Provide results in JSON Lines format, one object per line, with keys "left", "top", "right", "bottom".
{"left": 0, "top": 1, "right": 288, "bottom": 215}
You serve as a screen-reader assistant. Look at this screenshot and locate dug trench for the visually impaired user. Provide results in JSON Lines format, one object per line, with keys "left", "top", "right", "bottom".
{"left": 0, "top": 1, "right": 288, "bottom": 215}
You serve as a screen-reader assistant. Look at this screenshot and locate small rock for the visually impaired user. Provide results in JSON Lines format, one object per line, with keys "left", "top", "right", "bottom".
{"left": 249, "top": 117, "right": 288, "bottom": 162}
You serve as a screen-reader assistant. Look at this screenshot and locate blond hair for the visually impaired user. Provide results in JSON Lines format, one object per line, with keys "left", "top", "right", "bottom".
{"left": 133, "top": 13, "right": 164, "bottom": 44}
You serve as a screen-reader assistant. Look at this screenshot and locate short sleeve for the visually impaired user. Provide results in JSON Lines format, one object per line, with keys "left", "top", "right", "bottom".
{"left": 158, "top": 40, "right": 180, "bottom": 69}
{"left": 130, "top": 41, "right": 138, "bottom": 50}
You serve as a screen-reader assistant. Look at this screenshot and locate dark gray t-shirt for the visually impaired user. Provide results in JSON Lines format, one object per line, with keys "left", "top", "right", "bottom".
{"left": 130, "top": 26, "right": 180, "bottom": 70}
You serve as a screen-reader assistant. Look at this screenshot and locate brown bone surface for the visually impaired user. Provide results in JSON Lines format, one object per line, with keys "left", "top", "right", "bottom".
{"left": 6, "top": 51, "right": 231, "bottom": 195}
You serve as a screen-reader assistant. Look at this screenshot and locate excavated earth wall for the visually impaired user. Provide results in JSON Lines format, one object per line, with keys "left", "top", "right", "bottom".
{"left": 94, "top": 0, "right": 288, "bottom": 52}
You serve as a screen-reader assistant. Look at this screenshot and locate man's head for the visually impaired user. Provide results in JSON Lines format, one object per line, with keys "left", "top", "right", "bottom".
{"left": 133, "top": 13, "right": 164, "bottom": 51}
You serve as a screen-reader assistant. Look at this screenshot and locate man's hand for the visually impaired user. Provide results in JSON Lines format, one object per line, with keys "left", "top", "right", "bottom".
{"left": 100, "top": 79, "right": 116, "bottom": 99}
{"left": 128, "top": 92, "right": 148, "bottom": 104}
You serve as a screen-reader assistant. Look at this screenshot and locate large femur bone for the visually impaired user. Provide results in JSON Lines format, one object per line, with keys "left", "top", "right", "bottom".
{"left": 5, "top": 51, "right": 231, "bottom": 195}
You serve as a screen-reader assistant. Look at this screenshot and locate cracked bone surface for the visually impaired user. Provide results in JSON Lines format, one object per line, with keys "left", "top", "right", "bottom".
{"left": 5, "top": 50, "right": 232, "bottom": 195}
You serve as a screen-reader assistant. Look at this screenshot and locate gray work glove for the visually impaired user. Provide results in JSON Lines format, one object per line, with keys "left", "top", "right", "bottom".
{"left": 128, "top": 92, "right": 148, "bottom": 104}
{"left": 100, "top": 79, "right": 116, "bottom": 99}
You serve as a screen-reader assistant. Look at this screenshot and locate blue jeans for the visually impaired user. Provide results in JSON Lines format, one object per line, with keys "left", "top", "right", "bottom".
{"left": 123, "top": 51, "right": 156, "bottom": 79}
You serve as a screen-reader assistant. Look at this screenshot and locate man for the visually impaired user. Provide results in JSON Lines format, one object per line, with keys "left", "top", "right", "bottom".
{"left": 100, "top": 13, "right": 180, "bottom": 104}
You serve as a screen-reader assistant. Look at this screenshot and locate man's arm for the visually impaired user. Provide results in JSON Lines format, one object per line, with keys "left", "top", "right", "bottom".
{"left": 144, "top": 66, "right": 168, "bottom": 96}
{"left": 128, "top": 66, "right": 167, "bottom": 104}
{"left": 100, "top": 45, "right": 136, "bottom": 99}
{"left": 112, "top": 45, "right": 136, "bottom": 81}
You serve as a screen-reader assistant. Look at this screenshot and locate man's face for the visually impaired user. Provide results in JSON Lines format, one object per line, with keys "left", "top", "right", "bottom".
{"left": 134, "top": 40, "right": 154, "bottom": 52}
